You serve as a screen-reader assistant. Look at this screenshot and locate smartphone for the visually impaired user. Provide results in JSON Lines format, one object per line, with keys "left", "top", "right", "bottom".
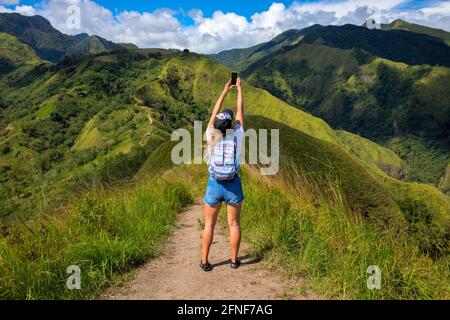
{"left": 231, "top": 72, "right": 238, "bottom": 85}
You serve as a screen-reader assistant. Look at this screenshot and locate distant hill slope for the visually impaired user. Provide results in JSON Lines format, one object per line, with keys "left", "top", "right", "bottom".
{"left": 212, "top": 20, "right": 450, "bottom": 188}
{"left": 382, "top": 19, "right": 450, "bottom": 46}
{"left": 210, "top": 23, "right": 450, "bottom": 70}
{"left": 296, "top": 24, "right": 450, "bottom": 67}
{"left": 209, "top": 26, "right": 321, "bottom": 71}
{"left": 243, "top": 45, "right": 450, "bottom": 185}
{"left": 0, "top": 13, "right": 134, "bottom": 62}
{"left": 0, "top": 32, "right": 44, "bottom": 73}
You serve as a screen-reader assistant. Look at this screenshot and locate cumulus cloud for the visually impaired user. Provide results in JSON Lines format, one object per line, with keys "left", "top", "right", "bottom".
{"left": 1, "top": 0, "right": 450, "bottom": 53}
{"left": 0, "top": 4, "right": 35, "bottom": 15}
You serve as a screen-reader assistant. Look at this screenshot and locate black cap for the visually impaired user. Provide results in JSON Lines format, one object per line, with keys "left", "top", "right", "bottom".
{"left": 222, "top": 108, "right": 234, "bottom": 119}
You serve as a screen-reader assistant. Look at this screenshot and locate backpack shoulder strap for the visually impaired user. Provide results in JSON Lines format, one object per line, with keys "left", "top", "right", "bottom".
{"left": 233, "top": 135, "right": 238, "bottom": 167}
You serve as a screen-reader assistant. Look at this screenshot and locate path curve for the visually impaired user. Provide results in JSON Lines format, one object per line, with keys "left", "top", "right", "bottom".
{"left": 102, "top": 203, "right": 314, "bottom": 300}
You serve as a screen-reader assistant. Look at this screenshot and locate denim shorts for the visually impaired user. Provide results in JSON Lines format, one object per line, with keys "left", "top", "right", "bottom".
{"left": 203, "top": 175, "right": 244, "bottom": 206}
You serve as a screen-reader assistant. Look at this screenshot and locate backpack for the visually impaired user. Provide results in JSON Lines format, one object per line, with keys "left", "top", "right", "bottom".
{"left": 208, "top": 135, "right": 239, "bottom": 180}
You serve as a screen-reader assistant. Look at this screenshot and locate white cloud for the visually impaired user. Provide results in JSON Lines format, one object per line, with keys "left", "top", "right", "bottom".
{"left": 0, "top": 5, "right": 13, "bottom": 13}
{"left": 0, "top": 1, "right": 35, "bottom": 16}
{"left": 421, "top": 1, "right": 450, "bottom": 15}
{"left": 1, "top": 0, "right": 450, "bottom": 53}
{"left": 290, "top": 0, "right": 406, "bottom": 17}
{"left": 0, "top": 0, "right": 20, "bottom": 5}
{"left": 14, "top": 5, "right": 35, "bottom": 15}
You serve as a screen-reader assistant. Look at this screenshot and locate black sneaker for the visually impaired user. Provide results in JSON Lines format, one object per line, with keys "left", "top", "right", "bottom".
{"left": 199, "top": 261, "right": 213, "bottom": 272}
{"left": 230, "top": 259, "right": 241, "bottom": 269}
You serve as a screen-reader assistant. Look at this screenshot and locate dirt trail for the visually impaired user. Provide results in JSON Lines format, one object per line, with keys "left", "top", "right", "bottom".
{"left": 102, "top": 203, "right": 314, "bottom": 300}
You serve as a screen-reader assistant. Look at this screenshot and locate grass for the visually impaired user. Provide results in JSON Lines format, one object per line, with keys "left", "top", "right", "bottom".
{"left": 386, "top": 19, "right": 450, "bottom": 46}
{"left": 0, "top": 32, "right": 43, "bottom": 66}
{"left": 440, "top": 164, "right": 450, "bottom": 194}
{"left": 387, "top": 136, "right": 450, "bottom": 186}
{"left": 360, "top": 58, "right": 408, "bottom": 74}
{"left": 239, "top": 164, "right": 450, "bottom": 299}
{"left": 35, "top": 98, "right": 57, "bottom": 120}
{"left": 0, "top": 172, "right": 193, "bottom": 299}
{"left": 335, "top": 130, "right": 407, "bottom": 179}
{"left": 137, "top": 119, "right": 449, "bottom": 299}
{"left": 254, "top": 116, "right": 449, "bottom": 256}
{"left": 0, "top": 149, "right": 448, "bottom": 299}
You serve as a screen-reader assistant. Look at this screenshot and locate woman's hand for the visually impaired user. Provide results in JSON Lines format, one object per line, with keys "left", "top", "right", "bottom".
{"left": 235, "top": 77, "right": 244, "bottom": 127}
{"left": 223, "top": 80, "right": 235, "bottom": 95}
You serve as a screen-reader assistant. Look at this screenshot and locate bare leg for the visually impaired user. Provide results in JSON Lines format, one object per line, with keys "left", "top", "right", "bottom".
{"left": 201, "top": 203, "right": 222, "bottom": 264}
{"left": 227, "top": 203, "right": 242, "bottom": 263}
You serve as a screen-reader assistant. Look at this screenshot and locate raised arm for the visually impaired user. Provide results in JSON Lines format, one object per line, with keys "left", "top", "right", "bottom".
{"left": 208, "top": 80, "right": 234, "bottom": 127}
{"left": 235, "top": 78, "right": 244, "bottom": 127}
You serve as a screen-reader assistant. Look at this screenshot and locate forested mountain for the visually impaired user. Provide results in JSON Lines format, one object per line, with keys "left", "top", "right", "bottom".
{"left": 211, "top": 20, "right": 450, "bottom": 189}
{"left": 0, "top": 13, "right": 134, "bottom": 62}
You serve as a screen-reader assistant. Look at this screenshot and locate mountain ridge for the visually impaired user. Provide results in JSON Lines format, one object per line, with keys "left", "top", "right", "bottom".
{"left": 210, "top": 20, "right": 450, "bottom": 71}
{"left": 211, "top": 19, "right": 450, "bottom": 188}
{"left": 382, "top": 18, "right": 450, "bottom": 45}
{"left": 0, "top": 12, "right": 135, "bottom": 62}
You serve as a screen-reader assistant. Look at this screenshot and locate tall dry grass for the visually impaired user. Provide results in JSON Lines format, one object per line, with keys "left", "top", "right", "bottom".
{"left": 240, "top": 162, "right": 449, "bottom": 299}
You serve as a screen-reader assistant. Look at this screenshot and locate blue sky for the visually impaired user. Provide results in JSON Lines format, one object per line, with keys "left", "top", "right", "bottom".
{"left": 1, "top": 0, "right": 450, "bottom": 53}
{"left": 17, "top": 0, "right": 300, "bottom": 20}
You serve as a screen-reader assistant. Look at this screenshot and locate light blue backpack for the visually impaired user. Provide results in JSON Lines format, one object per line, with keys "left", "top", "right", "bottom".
{"left": 208, "top": 135, "right": 239, "bottom": 180}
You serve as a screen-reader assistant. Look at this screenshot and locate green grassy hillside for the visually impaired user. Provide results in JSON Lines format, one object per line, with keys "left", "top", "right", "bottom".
{"left": 0, "top": 50, "right": 182, "bottom": 221}
{"left": 213, "top": 23, "right": 450, "bottom": 70}
{"left": 141, "top": 54, "right": 405, "bottom": 173}
{"left": 383, "top": 19, "right": 450, "bottom": 46}
{"left": 1, "top": 153, "right": 448, "bottom": 299}
{"left": 129, "top": 125, "right": 449, "bottom": 298}
{"left": 248, "top": 116, "right": 449, "bottom": 256}
{"left": 245, "top": 44, "right": 450, "bottom": 147}
{"left": 0, "top": 32, "right": 44, "bottom": 72}
{"left": 239, "top": 39, "right": 449, "bottom": 187}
